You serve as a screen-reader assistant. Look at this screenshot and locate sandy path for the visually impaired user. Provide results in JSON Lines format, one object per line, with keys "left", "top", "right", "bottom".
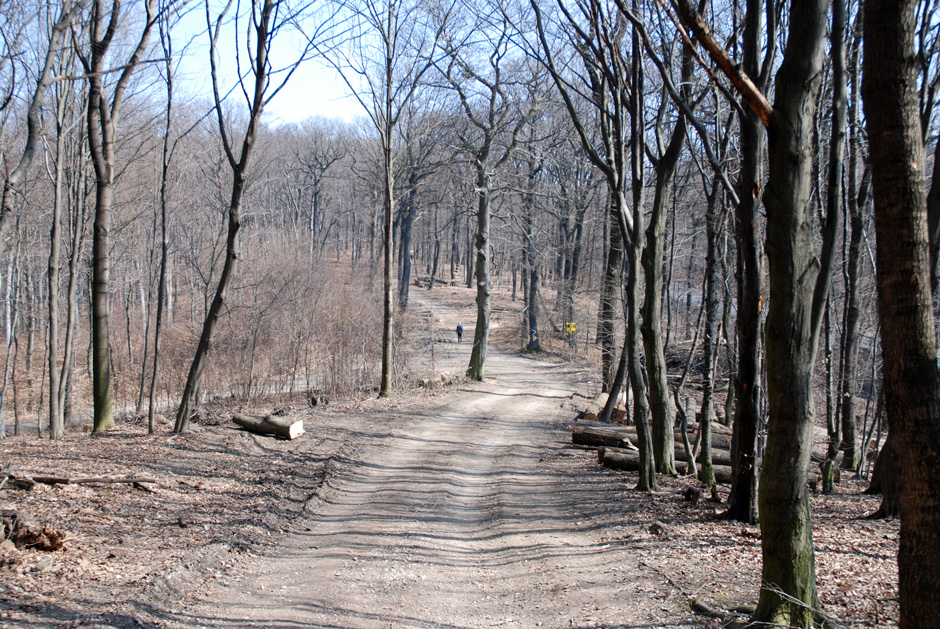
{"left": 163, "top": 293, "right": 685, "bottom": 628}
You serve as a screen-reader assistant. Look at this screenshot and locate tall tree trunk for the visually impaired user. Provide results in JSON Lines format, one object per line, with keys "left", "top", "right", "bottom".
{"left": 823, "top": 0, "right": 850, "bottom": 479}
{"left": 149, "top": 13, "right": 175, "bottom": 432}
{"left": 626, "top": 237, "right": 655, "bottom": 490}
{"left": 379, "top": 130, "right": 395, "bottom": 396}
{"left": 599, "top": 191, "right": 623, "bottom": 392}
{"left": 627, "top": 12, "right": 656, "bottom": 490}
{"left": 754, "top": 0, "right": 830, "bottom": 623}
{"left": 726, "top": 0, "right": 767, "bottom": 527}
{"left": 84, "top": 0, "right": 157, "bottom": 433}
{"left": 641, "top": 44, "right": 691, "bottom": 476}
{"left": 525, "top": 241, "right": 540, "bottom": 353}
{"left": 90, "top": 176, "right": 115, "bottom": 432}
{"left": 429, "top": 204, "right": 440, "bottom": 290}
{"left": 398, "top": 181, "right": 417, "bottom": 311}
{"left": 60, "top": 151, "right": 88, "bottom": 429}
{"left": 840, "top": 13, "right": 864, "bottom": 472}
{"left": 47, "top": 85, "right": 69, "bottom": 440}
{"left": 863, "top": 0, "right": 940, "bottom": 620}
{"left": 697, "top": 187, "right": 721, "bottom": 486}
{"left": 175, "top": 0, "right": 273, "bottom": 429}
{"left": 467, "top": 166, "right": 491, "bottom": 381}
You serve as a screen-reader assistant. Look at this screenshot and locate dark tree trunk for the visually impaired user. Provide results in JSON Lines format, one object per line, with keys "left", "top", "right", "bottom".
{"left": 626, "top": 239, "right": 655, "bottom": 490}
{"left": 840, "top": 16, "right": 865, "bottom": 472}
{"left": 754, "top": 0, "right": 830, "bottom": 624}
{"left": 697, "top": 187, "right": 721, "bottom": 487}
{"left": 398, "top": 181, "right": 418, "bottom": 310}
{"left": 524, "top": 223, "right": 540, "bottom": 353}
{"left": 599, "top": 192, "right": 623, "bottom": 391}
{"left": 467, "top": 166, "right": 491, "bottom": 381}
{"left": 176, "top": 0, "right": 273, "bottom": 428}
{"left": 866, "top": 432, "right": 900, "bottom": 519}
{"left": 640, "top": 51, "right": 689, "bottom": 476}
{"left": 726, "top": 0, "right": 766, "bottom": 526}
{"left": 863, "top": 0, "right": 940, "bottom": 620}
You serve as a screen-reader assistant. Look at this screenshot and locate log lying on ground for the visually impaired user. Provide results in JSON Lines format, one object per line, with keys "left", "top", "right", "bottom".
{"left": 580, "top": 425, "right": 731, "bottom": 453}
{"left": 572, "top": 425, "right": 638, "bottom": 449}
{"left": 583, "top": 393, "right": 608, "bottom": 421}
{"left": 2, "top": 472, "right": 156, "bottom": 489}
{"left": 673, "top": 448, "right": 732, "bottom": 467}
{"left": 616, "top": 426, "right": 732, "bottom": 452}
{"left": 598, "top": 446, "right": 819, "bottom": 487}
{"left": 598, "top": 448, "right": 734, "bottom": 483}
{"left": 31, "top": 474, "right": 158, "bottom": 486}
{"left": 232, "top": 412, "right": 304, "bottom": 439}
{"left": 583, "top": 392, "right": 627, "bottom": 421}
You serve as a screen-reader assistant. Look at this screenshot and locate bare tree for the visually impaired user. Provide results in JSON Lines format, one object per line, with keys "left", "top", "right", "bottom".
{"left": 672, "top": 0, "right": 837, "bottom": 621}
{"left": 323, "top": 0, "right": 447, "bottom": 396}
{"left": 0, "top": 0, "right": 84, "bottom": 278}
{"left": 440, "top": 0, "right": 541, "bottom": 381}
{"left": 44, "top": 19, "right": 83, "bottom": 439}
{"left": 174, "top": 0, "right": 328, "bottom": 431}
{"left": 532, "top": 0, "right": 656, "bottom": 490}
{"left": 77, "top": 0, "right": 159, "bottom": 432}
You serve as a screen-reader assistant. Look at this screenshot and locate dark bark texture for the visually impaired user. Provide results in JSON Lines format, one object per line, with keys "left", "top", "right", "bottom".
{"left": 863, "top": 0, "right": 940, "bottom": 622}
{"left": 754, "top": 0, "right": 829, "bottom": 624}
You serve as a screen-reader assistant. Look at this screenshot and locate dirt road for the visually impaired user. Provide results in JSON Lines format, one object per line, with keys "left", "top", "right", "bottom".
{"left": 0, "top": 287, "right": 898, "bottom": 628}
{"left": 161, "top": 288, "right": 699, "bottom": 629}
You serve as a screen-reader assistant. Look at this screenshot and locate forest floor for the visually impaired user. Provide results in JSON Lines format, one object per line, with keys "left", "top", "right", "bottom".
{"left": 0, "top": 284, "right": 898, "bottom": 628}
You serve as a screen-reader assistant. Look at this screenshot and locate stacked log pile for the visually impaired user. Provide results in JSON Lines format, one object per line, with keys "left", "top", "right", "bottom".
{"left": 573, "top": 398, "right": 823, "bottom": 488}
{"left": 573, "top": 393, "right": 735, "bottom": 482}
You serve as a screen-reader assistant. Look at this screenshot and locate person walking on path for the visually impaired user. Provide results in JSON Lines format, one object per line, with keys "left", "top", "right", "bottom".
{"left": 456, "top": 323, "right": 463, "bottom": 343}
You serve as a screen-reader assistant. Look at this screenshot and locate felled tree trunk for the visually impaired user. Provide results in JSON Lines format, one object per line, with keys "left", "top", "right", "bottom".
{"left": 232, "top": 413, "right": 304, "bottom": 440}
{"left": 572, "top": 424, "right": 637, "bottom": 449}
{"left": 598, "top": 447, "right": 734, "bottom": 484}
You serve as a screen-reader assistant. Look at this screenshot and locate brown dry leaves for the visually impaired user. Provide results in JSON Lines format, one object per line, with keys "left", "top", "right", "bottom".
{"left": 0, "top": 407, "right": 337, "bottom": 626}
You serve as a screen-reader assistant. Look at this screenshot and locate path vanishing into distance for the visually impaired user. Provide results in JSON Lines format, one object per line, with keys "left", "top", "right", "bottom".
{"left": 161, "top": 293, "right": 699, "bottom": 628}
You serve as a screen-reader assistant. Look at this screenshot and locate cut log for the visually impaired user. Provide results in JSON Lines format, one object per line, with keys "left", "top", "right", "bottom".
{"left": 572, "top": 425, "right": 638, "bottom": 449}
{"left": 598, "top": 448, "right": 735, "bottom": 483}
{"left": 583, "top": 393, "right": 608, "bottom": 421}
{"left": 618, "top": 426, "right": 732, "bottom": 451}
{"left": 31, "top": 475, "right": 158, "bottom": 486}
{"left": 583, "top": 392, "right": 627, "bottom": 421}
{"left": 232, "top": 412, "right": 304, "bottom": 440}
{"left": 597, "top": 448, "right": 819, "bottom": 488}
{"left": 675, "top": 448, "right": 732, "bottom": 467}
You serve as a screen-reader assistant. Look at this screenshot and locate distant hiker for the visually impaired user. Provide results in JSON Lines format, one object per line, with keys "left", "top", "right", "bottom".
{"left": 456, "top": 323, "right": 463, "bottom": 343}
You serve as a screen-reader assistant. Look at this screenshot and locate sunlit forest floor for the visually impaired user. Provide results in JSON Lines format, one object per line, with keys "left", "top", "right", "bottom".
{"left": 0, "top": 284, "right": 897, "bottom": 627}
